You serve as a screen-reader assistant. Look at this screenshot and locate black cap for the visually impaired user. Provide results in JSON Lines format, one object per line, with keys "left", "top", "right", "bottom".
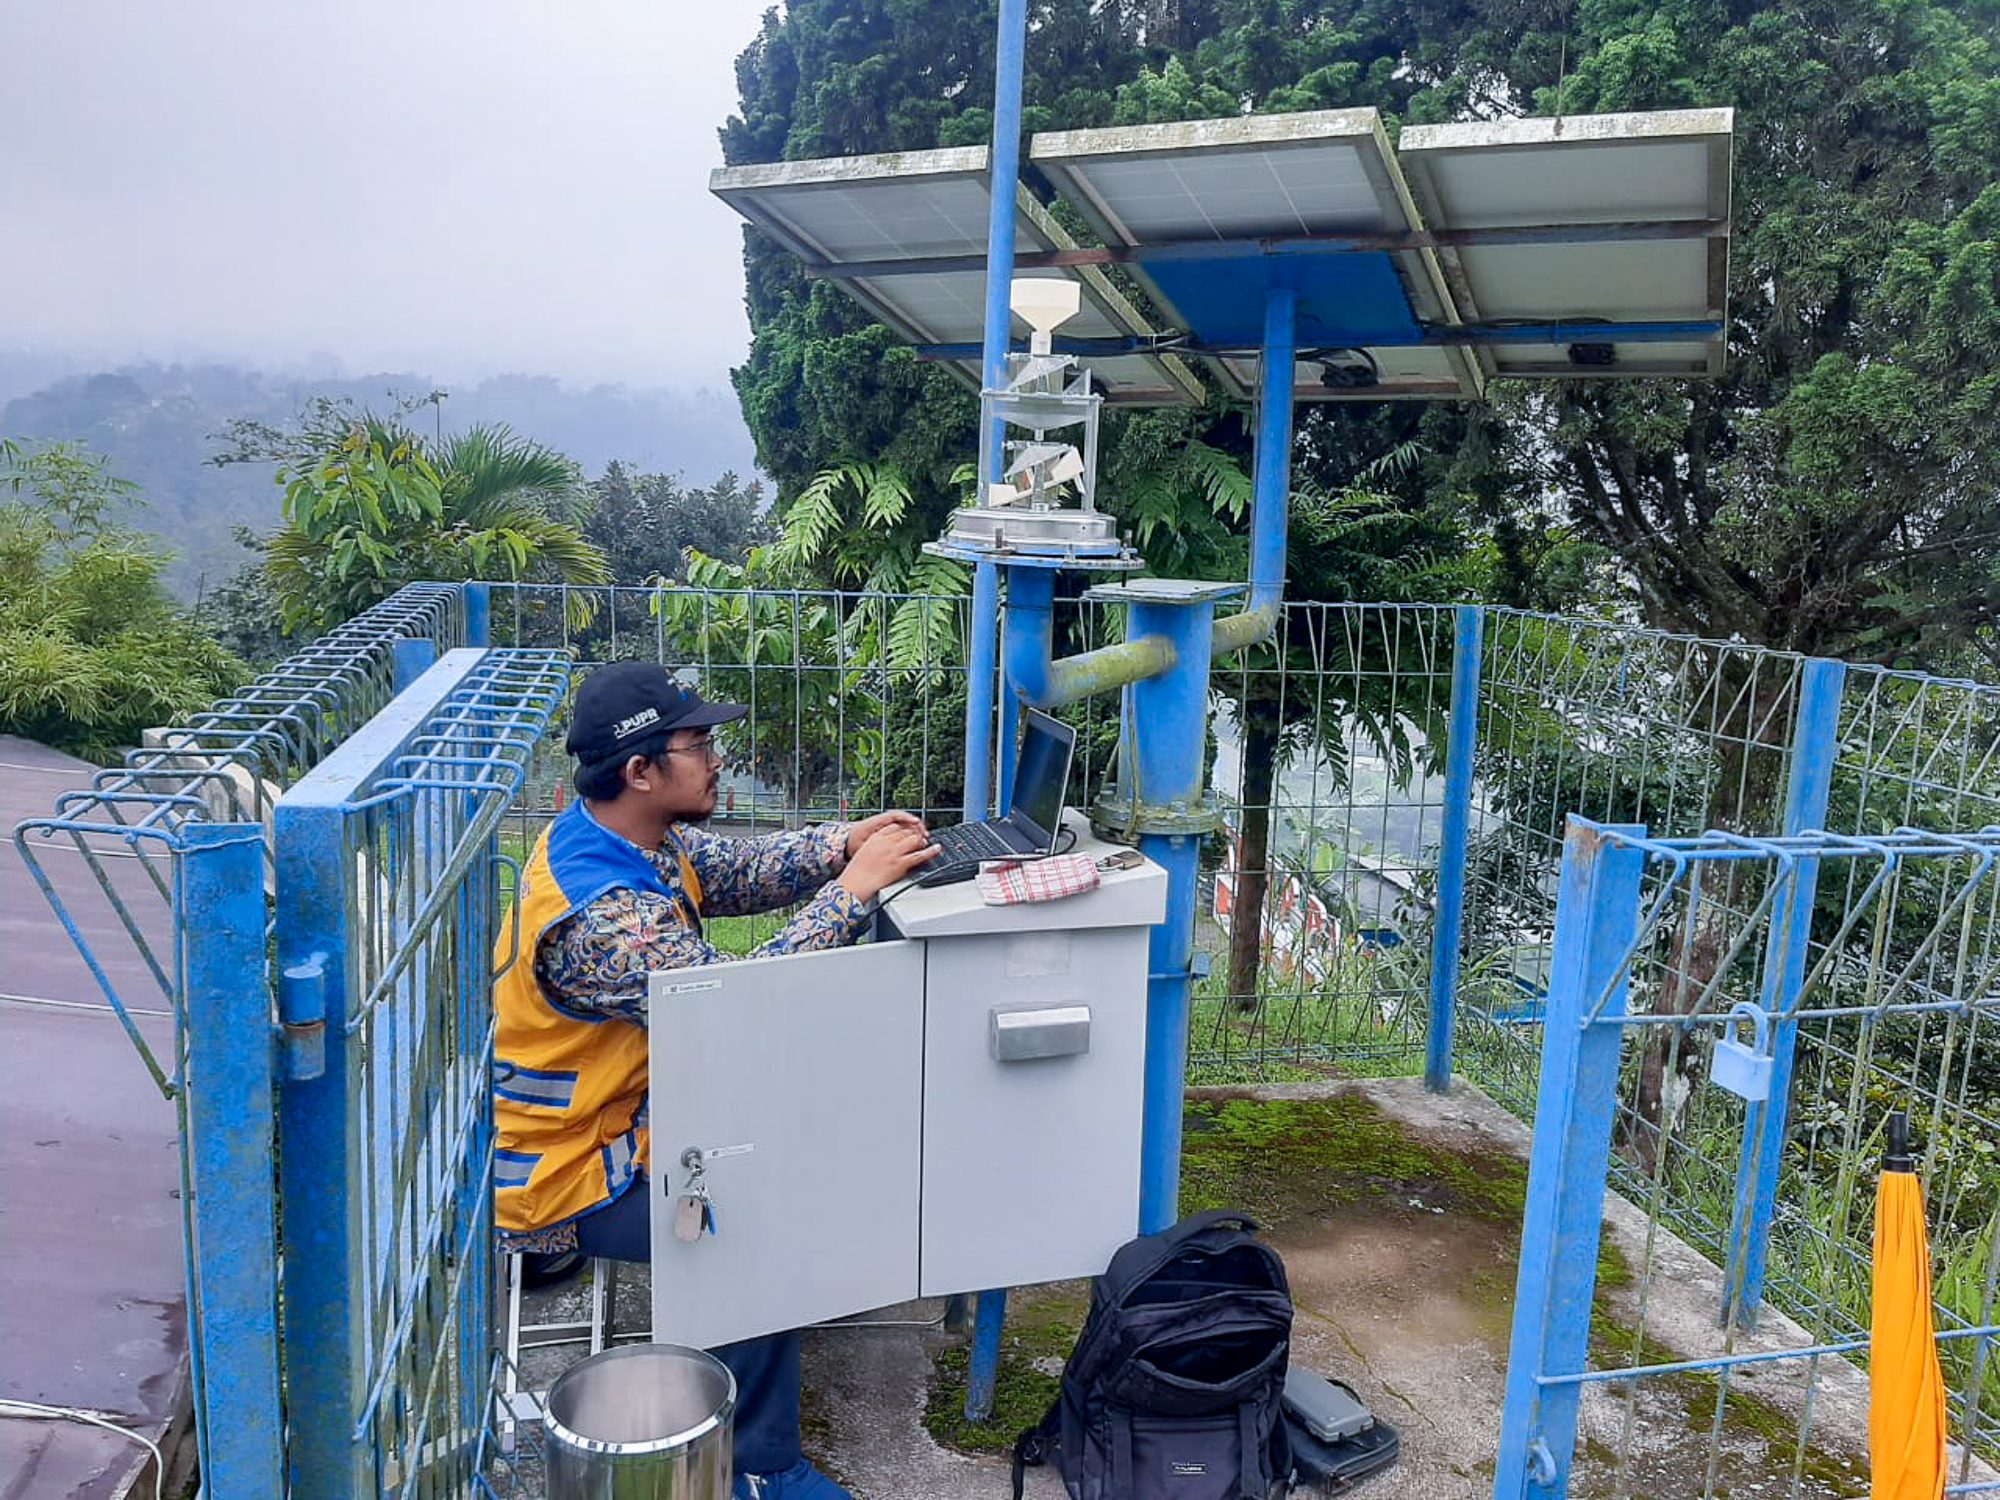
{"left": 564, "top": 662, "right": 747, "bottom": 770}
{"left": 1883, "top": 1110, "right": 1915, "bottom": 1173}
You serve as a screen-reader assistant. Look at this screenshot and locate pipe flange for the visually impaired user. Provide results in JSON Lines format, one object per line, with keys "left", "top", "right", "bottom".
{"left": 1088, "top": 788, "right": 1225, "bottom": 838}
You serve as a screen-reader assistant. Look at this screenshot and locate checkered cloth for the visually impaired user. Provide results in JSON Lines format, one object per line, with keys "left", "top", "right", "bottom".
{"left": 975, "top": 851, "right": 1101, "bottom": 905}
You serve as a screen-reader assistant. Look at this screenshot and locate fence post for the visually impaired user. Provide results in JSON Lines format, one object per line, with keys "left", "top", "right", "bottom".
{"left": 1724, "top": 655, "right": 1845, "bottom": 1327}
{"left": 1493, "top": 818, "right": 1645, "bottom": 1500}
{"left": 464, "top": 581, "right": 490, "bottom": 647}
{"left": 181, "top": 823, "right": 286, "bottom": 1500}
{"left": 1427, "top": 604, "right": 1484, "bottom": 1092}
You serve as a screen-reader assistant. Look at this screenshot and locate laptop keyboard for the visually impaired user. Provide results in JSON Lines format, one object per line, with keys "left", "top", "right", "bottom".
{"left": 929, "top": 821, "right": 1018, "bottom": 863}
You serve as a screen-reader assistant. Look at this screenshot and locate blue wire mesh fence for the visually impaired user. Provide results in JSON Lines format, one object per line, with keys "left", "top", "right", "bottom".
{"left": 19, "top": 578, "right": 2000, "bottom": 1498}
{"left": 10, "top": 584, "right": 476, "bottom": 1498}
{"left": 272, "top": 644, "right": 568, "bottom": 1500}
{"left": 1495, "top": 820, "right": 2000, "bottom": 1499}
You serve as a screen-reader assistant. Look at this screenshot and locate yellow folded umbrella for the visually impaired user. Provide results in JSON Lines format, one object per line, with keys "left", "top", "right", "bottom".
{"left": 1871, "top": 1111, "right": 1948, "bottom": 1500}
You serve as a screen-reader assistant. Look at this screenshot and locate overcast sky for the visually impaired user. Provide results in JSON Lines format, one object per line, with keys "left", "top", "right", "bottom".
{"left": 2, "top": 1, "right": 775, "bottom": 391}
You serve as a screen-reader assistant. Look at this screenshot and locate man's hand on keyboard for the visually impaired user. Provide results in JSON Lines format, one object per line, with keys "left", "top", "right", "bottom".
{"left": 845, "top": 809, "right": 929, "bottom": 861}
{"left": 839, "top": 820, "right": 941, "bottom": 900}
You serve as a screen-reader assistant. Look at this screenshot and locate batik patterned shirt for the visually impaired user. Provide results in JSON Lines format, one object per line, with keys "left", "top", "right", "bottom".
{"left": 500, "top": 811, "right": 862, "bottom": 1254}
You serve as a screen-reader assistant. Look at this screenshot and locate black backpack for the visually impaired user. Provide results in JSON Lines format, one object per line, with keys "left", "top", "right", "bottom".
{"left": 1013, "top": 1210, "right": 1294, "bottom": 1500}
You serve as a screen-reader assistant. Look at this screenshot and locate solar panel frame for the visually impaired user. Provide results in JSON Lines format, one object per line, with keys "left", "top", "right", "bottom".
{"left": 1396, "top": 109, "right": 1733, "bottom": 381}
{"left": 709, "top": 147, "right": 1204, "bottom": 406}
{"left": 1030, "top": 111, "right": 1485, "bottom": 403}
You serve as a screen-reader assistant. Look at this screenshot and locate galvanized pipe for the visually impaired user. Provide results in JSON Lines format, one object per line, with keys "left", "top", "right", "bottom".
{"left": 1004, "top": 564, "right": 1177, "bottom": 709}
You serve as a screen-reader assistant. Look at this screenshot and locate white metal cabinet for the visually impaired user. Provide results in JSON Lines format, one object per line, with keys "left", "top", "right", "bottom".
{"left": 646, "top": 940, "right": 924, "bottom": 1350}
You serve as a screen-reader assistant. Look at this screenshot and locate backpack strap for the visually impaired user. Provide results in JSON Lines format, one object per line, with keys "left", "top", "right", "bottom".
{"left": 1164, "top": 1208, "right": 1262, "bottom": 1242}
{"left": 1112, "top": 1407, "right": 1135, "bottom": 1495}
{"left": 1101, "top": 1209, "right": 1269, "bottom": 1306}
{"left": 1010, "top": 1396, "right": 1062, "bottom": 1500}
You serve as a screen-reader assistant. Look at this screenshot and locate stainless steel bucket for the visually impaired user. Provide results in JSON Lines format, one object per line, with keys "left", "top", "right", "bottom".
{"left": 543, "top": 1343, "right": 736, "bottom": 1500}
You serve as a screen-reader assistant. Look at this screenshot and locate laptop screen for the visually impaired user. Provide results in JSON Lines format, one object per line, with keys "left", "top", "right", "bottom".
{"left": 1008, "top": 709, "right": 1076, "bottom": 851}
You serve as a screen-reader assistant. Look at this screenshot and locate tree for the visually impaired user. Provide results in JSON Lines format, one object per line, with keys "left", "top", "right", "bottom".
{"left": 586, "top": 464, "right": 772, "bottom": 586}
{"left": 246, "top": 404, "right": 611, "bottom": 634}
{"left": 0, "top": 440, "right": 247, "bottom": 761}
{"left": 196, "top": 526, "right": 292, "bottom": 671}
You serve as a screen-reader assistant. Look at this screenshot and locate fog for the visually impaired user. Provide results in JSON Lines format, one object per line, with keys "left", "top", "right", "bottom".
{"left": 1, "top": 0, "right": 773, "bottom": 390}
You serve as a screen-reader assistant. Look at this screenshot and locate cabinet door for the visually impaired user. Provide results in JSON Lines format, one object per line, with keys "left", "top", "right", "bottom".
{"left": 648, "top": 940, "right": 924, "bottom": 1350}
{"left": 917, "top": 928, "right": 1146, "bottom": 1296}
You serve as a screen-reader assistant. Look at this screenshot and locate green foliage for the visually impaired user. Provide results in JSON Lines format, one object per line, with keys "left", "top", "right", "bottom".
{"left": 586, "top": 464, "right": 771, "bottom": 586}
{"left": 260, "top": 407, "right": 610, "bottom": 634}
{"left": 195, "top": 527, "right": 291, "bottom": 670}
{"left": 0, "top": 440, "right": 247, "bottom": 761}
{"left": 651, "top": 547, "right": 881, "bottom": 817}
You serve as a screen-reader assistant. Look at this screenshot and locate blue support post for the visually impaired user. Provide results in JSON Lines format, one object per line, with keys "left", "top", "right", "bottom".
{"left": 1132, "top": 598, "right": 1222, "bottom": 1232}
{"left": 1723, "top": 656, "right": 1846, "bottom": 1327}
{"left": 276, "top": 650, "right": 486, "bottom": 1498}
{"left": 978, "top": 0, "right": 1027, "bottom": 422}
{"left": 1494, "top": 819, "right": 1645, "bottom": 1500}
{"left": 966, "top": 0, "right": 1028, "bottom": 1423}
{"left": 393, "top": 636, "right": 437, "bottom": 693}
{"left": 463, "top": 580, "right": 490, "bottom": 647}
{"left": 1248, "top": 288, "right": 1296, "bottom": 610}
{"left": 181, "top": 823, "right": 286, "bottom": 1500}
{"left": 965, "top": 558, "right": 1001, "bottom": 822}
{"left": 1426, "top": 605, "right": 1485, "bottom": 1091}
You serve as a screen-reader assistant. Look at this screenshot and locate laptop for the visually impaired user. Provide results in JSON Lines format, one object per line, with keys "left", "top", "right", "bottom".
{"left": 915, "top": 708, "right": 1077, "bottom": 886}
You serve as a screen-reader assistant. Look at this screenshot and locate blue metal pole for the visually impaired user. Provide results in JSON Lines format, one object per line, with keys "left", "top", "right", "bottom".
{"left": 1133, "top": 597, "right": 1221, "bottom": 1233}
{"left": 182, "top": 823, "right": 286, "bottom": 1500}
{"left": 393, "top": 637, "right": 437, "bottom": 693}
{"left": 1427, "top": 605, "right": 1485, "bottom": 1091}
{"left": 1212, "top": 287, "right": 1295, "bottom": 657}
{"left": 980, "top": 0, "right": 1027, "bottom": 414}
{"left": 463, "top": 580, "right": 491, "bottom": 647}
{"left": 965, "top": 559, "right": 1001, "bottom": 821}
{"left": 1723, "top": 656, "right": 1846, "bottom": 1328}
{"left": 1248, "top": 288, "right": 1295, "bottom": 610}
{"left": 1493, "top": 818, "right": 1645, "bottom": 1500}
{"left": 966, "top": 0, "right": 1029, "bottom": 1423}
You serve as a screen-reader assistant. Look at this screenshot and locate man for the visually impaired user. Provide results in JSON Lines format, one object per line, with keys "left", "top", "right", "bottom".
{"left": 493, "top": 660, "right": 937, "bottom": 1500}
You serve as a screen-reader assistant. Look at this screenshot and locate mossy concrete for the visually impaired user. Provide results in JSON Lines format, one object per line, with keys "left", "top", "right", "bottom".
{"left": 508, "top": 1076, "right": 1997, "bottom": 1498}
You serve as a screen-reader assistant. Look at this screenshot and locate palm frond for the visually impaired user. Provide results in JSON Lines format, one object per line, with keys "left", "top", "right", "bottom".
{"left": 437, "top": 425, "right": 586, "bottom": 526}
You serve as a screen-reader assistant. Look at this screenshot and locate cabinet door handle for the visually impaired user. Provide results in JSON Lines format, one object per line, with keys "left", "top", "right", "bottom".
{"left": 989, "top": 1003, "right": 1091, "bottom": 1061}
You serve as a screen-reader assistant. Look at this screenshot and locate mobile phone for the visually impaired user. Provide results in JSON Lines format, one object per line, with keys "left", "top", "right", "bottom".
{"left": 1097, "top": 848, "right": 1144, "bottom": 871}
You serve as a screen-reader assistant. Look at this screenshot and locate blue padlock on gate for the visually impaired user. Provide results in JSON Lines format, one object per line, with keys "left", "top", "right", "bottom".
{"left": 1711, "top": 1001, "right": 1774, "bottom": 1101}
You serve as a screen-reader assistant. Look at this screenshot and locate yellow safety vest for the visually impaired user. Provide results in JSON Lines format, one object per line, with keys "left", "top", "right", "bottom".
{"left": 491, "top": 801, "right": 702, "bottom": 1233}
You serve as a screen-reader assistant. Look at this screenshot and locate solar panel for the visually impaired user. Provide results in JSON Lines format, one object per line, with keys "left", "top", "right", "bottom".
{"left": 1031, "top": 111, "right": 1483, "bottom": 403}
{"left": 1396, "top": 109, "right": 1733, "bottom": 380}
{"left": 709, "top": 147, "right": 1203, "bottom": 406}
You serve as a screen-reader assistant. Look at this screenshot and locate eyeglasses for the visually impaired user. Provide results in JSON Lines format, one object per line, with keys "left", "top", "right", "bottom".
{"left": 661, "top": 737, "right": 722, "bottom": 764}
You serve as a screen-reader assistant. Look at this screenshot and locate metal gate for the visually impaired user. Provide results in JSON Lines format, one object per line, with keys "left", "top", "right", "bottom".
{"left": 273, "top": 645, "right": 566, "bottom": 1498}
{"left": 1495, "top": 817, "right": 2000, "bottom": 1498}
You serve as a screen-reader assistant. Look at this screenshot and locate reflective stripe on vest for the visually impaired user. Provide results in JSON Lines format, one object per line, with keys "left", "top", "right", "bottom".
{"left": 491, "top": 802, "right": 703, "bottom": 1233}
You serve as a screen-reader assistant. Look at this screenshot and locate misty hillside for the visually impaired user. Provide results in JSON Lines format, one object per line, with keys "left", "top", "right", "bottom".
{"left": 0, "top": 360, "right": 759, "bottom": 599}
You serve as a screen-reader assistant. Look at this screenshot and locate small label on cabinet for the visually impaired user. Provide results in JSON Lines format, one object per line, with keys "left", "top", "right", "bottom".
{"left": 1005, "top": 931, "right": 1071, "bottom": 978}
